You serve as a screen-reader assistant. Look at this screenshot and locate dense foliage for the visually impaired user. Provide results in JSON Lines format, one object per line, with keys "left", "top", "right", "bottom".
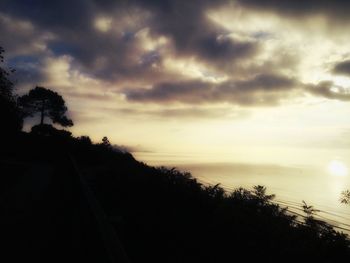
{"left": 2, "top": 131, "right": 349, "bottom": 262}
{"left": 0, "top": 47, "right": 23, "bottom": 134}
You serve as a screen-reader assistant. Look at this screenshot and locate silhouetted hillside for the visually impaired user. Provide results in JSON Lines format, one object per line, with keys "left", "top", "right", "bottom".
{"left": 1, "top": 131, "right": 350, "bottom": 262}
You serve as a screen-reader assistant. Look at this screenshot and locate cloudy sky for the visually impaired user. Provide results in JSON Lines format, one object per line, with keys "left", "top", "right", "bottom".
{"left": 2, "top": 0, "right": 350, "bottom": 167}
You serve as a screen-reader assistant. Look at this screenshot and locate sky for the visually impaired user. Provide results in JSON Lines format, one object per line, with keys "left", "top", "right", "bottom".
{"left": 2, "top": 0, "right": 350, "bottom": 168}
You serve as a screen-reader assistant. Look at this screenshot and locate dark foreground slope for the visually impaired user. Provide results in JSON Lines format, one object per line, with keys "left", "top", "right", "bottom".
{"left": 1, "top": 132, "right": 350, "bottom": 263}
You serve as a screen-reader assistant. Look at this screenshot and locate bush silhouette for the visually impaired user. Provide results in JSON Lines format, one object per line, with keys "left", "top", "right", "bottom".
{"left": 31, "top": 124, "right": 72, "bottom": 138}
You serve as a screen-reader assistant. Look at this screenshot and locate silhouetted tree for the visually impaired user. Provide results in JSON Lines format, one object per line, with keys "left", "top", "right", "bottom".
{"left": 341, "top": 190, "right": 350, "bottom": 204}
{"left": 253, "top": 185, "right": 275, "bottom": 203}
{"left": 302, "top": 200, "right": 319, "bottom": 219}
{"left": 102, "top": 136, "right": 111, "bottom": 148}
{"left": 0, "top": 46, "right": 23, "bottom": 134}
{"left": 19, "top": 86, "right": 73, "bottom": 127}
{"left": 301, "top": 200, "right": 333, "bottom": 232}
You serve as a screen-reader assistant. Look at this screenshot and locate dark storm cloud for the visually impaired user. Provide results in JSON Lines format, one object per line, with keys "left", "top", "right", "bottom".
{"left": 135, "top": 0, "right": 258, "bottom": 66}
{"left": 0, "top": 0, "right": 258, "bottom": 82}
{"left": 125, "top": 73, "right": 298, "bottom": 105}
{"left": 0, "top": 15, "right": 46, "bottom": 87}
{"left": 125, "top": 81, "right": 213, "bottom": 103}
{"left": 8, "top": 56, "right": 45, "bottom": 87}
{"left": 103, "top": 106, "right": 249, "bottom": 120}
{"left": 2, "top": 0, "right": 349, "bottom": 107}
{"left": 195, "top": 34, "right": 257, "bottom": 68}
{"left": 61, "top": 91, "right": 114, "bottom": 101}
{"left": 0, "top": 0, "right": 93, "bottom": 30}
{"left": 127, "top": 73, "right": 350, "bottom": 105}
{"left": 0, "top": 14, "right": 44, "bottom": 56}
{"left": 237, "top": 0, "right": 350, "bottom": 20}
{"left": 0, "top": 0, "right": 155, "bottom": 81}
{"left": 308, "top": 81, "right": 350, "bottom": 101}
{"left": 333, "top": 60, "right": 350, "bottom": 76}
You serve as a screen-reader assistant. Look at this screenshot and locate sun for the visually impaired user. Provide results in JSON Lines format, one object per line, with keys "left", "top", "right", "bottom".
{"left": 328, "top": 160, "right": 348, "bottom": 177}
